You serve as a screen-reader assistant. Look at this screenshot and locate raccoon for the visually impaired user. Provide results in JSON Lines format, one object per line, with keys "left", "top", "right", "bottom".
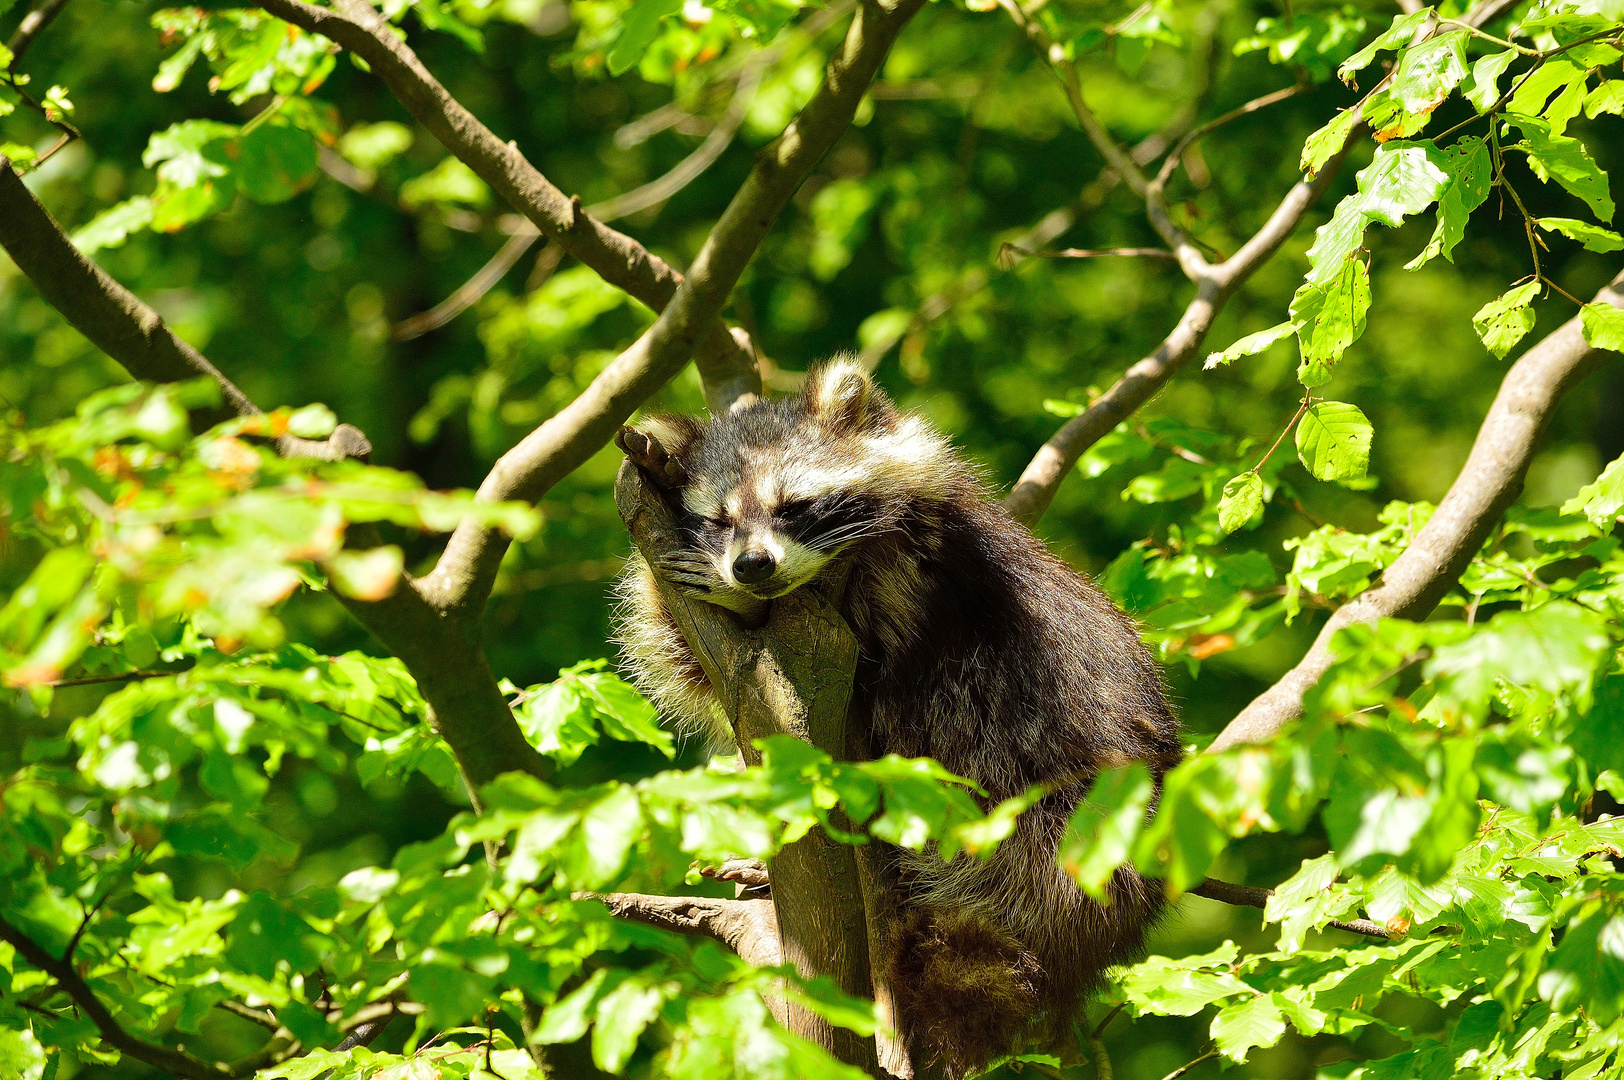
{"left": 614, "top": 358, "right": 1182, "bottom": 1075}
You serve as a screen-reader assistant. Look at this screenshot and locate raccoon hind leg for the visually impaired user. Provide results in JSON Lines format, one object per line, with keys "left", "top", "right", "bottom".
{"left": 885, "top": 905, "right": 1044, "bottom": 1078}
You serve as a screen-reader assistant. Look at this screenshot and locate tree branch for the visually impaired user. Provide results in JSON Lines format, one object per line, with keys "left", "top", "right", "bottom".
{"left": 415, "top": 0, "right": 928, "bottom": 619}
{"left": 616, "top": 464, "right": 882, "bottom": 1072}
{"left": 249, "top": 0, "right": 762, "bottom": 412}
{"left": 1211, "top": 268, "right": 1624, "bottom": 751}
{"left": 0, "top": 158, "right": 371, "bottom": 462}
{"left": 1188, "top": 879, "right": 1394, "bottom": 939}
{"left": 1002, "top": 150, "right": 1351, "bottom": 526}
{"left": 391, "top": 63, "right": 763, "bottom": 344}
{"left": 6, "top": 0, "right": 70, "bottom": 60}
{"left": 0, "top": 914, "right": 271, "bottom": 1080}
{"left": 0, "top": 154, "right": 551, "bottom": 796}
{"left": 592, "top": 892, "right": 784, "bottom": 968}
{"left": 1001, "top": 0, "right": 1513, "bottom": 526}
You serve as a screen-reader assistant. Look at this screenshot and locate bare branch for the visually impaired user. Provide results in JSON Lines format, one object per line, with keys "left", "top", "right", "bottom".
{"left": 391, "top": 64, "right": 763, "bottom": 343}
{"left": 252, "top": 0, "right": 762, "bottom": 411}
{"left": 7, "top": 0, "right": 71, "bottom": 59}
{"left": 1002, "top": 149, "right": 1351, "bottom": 526}
{"left": 1211, "top": 268, "right": 1624, "bottom": 751}
{"left": 1154, "top": 84, "right": 1310, "bottom": 189}
{"left": 0, "top": 914, "right": 276, "bottom": 1080}
{"left": 416, "top": 0, "right": 929, "bottom": 618}
{"left": 592, "top": 892, "right": 784, "bottom": 968}
{"left": 1188, "top": 879, "right": 1395, "bottom": 939}
{"left": 0, "top": 158, "right": 371, "bottom": 463}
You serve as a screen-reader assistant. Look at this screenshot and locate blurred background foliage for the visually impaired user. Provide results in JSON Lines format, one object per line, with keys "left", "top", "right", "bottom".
{"left": 1, "top": 0, "right": 1620, "bottom": 1073}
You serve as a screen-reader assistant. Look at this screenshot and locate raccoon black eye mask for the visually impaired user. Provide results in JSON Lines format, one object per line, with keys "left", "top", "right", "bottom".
{"left": 614, "top": 356, "right": 1183, "bottom": 1077}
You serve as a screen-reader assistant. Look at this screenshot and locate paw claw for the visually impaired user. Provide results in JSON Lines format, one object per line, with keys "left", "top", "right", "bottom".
{"left": 618, "top": 426, "right": 685, "bottom": 489}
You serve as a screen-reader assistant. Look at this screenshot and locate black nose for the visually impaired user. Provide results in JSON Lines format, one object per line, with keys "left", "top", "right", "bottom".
{"left": 732, "top": 548, "right": 777, "bottom": 584}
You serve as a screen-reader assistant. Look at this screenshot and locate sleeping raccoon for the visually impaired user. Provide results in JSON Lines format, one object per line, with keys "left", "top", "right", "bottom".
{"left": 614, "top": 357, "right": 1182, "bottom": 1075}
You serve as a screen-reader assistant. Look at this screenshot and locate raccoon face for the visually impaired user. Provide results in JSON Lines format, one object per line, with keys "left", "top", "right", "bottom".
{"left": 621, "top": 356, "right": 957, "bottom": 610}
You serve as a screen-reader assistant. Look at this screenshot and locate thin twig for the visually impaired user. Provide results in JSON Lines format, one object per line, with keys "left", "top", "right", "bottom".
{"left": 40, "top": 669, "right": 172, "bottom": 688}
{"left": 1160, "top": 1048, "right": 1220, "bottom": 1080}
{"left": 1189, "top": 878, "right": 1395, "bottom": 938}
{"left": 392, "top": 64, "right": 764, "bottom": 341}
{"left": 1001, "top": 244, "right": 1176, "bottom": 266}
{"left": 1251, "top": 394, "right": 1313, "bottom": 473}
{"left": 6, "top": 0, "right": 71, "bottom": 60}
{"left": 1155, "top": 84, "right": 1308, "bottom": 188}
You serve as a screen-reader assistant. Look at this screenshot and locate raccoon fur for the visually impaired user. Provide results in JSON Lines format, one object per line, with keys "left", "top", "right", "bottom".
{"left": 614, "top": 357, "right": 1182, "bottom": 1076}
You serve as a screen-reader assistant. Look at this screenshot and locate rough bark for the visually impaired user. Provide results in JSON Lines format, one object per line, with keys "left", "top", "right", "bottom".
{"left": 616, "top": 463, "right": 883, "bottom": 1075}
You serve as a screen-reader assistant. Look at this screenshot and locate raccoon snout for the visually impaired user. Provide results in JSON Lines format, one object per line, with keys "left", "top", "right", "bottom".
{"left": 731, "top": 548, "right": 777, "bottom": 584}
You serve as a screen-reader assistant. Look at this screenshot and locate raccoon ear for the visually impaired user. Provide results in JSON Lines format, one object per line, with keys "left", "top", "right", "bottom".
{"left": 804, "top": 356, "right": 883, "bottom": 434}
{"left": 616, "top": 415, "right": 702, "bottom": 489}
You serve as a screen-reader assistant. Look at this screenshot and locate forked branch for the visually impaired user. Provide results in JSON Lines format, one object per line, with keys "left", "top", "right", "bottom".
{"left": 999, "top": 0, "right": 1514, "bottom": 526}
{"left": 1002, "top": 150, "right": 1350, "bottom": 526}
{"left": 416, "top": 0, "right": 928, "bottom": 619}
{"left": 1212, "top": 268, "right": 1624, "bottom": 751}
{"left": 250, "top": 0, "right": 762, "bottom": 410}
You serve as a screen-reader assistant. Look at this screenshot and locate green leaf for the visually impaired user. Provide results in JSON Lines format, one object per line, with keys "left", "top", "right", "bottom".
{"left": 337, "top": 121, "right": 413, "bottom": 170}
{"left": 1117, "top": 942, "right": 1250, "bottom": 1016}
{"left": 72, "top": 197, "right": 156, "bottom": 253}
{"left": 1538, "top": 217, "right": 1624, "bottom": 253}
{"left": 1390, "top": 31, "right": 1468, "bottom": 114}
{"left": 1057, "top": 763, "right": 1154, "bottom": 900}
{"left": 1463, "top": 49, "right": 1517, "bottom": 113}
{"left": 1587, "top": 81, "right": 1624, "bottom": 118}
{"left": 1561, "top": 453, "right": 1624, "bottom": 530}
{"left": 1295, "top": 401, "right": 1372, "bottom": 482}
{"left": 1306, "top": 142, "right": 1451, "bottom": 285}
{"left": 1205, "top": 321, "right": 1296, "bottom": 369}
{"left": 1294, "top": 256, "right": 1371, "bottom": 370}
{"left": 143, "top": 119, "right": 237, "bottom": 187}
{"left": 1337, "top": 11, "right": 1429, "bottom": 85}
{"left": 224, "top": 892, "right": 327, "bottom": 980}
{"left": 593, "top": 977, "right": 666, "bottom": 1072}
{"left": 325, "top": 547, "right": 404, "bottom": 601}
{"left": 607, "top": 0, "right": 683, "bottom": 76}
{"left": 1218, "top": 473, "right": 1264, "bottom": 534}
{"left": 534, "top": 968, "right": 613, "bottom": 1044}
{"left": 1301, "top": 108, "right": 1358, "bottom": 175}
{"left": 1405, "top": 136, "right": 1492, "bottom": 270}
{"left": 1539, "top": 908, "right": 1624, "bottom": 1023}
{"left": 1472, "top": 281, "right": 1541, "bottom": 359}
{"left": 1581, "top": 302, "right": 1624, "bottom": 351}
{"left": 1509, "top": 116, "right": 1616, "bottom": 222}
{"left": 0, "top": 1028, "right": 48, "bottom": 1080}
{"left": 398, "top": 156, "right": 491, "bottom": 209}
{"left": 1211, "top": 993, "right": 1288, "bottom": 1061}
{"left": 1427, "top": 601, "right": 1612, "bottom": 708}
{"left": 1508, "top": 56, "right": 1591, "bottom": 135}
{"left": 234, "top": 122, "right": 317, "bottom": 204}
{"left": 1263, "top": 853, "right": 1360, "bottom": 951}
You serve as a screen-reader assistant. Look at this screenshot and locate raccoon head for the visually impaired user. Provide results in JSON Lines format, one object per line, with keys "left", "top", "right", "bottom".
{"left": 620, "top": 356, "right": 958, "bottom": 609}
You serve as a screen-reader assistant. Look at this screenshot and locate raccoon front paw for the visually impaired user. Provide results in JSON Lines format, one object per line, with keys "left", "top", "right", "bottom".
{"left": 702, "top": 858, "right": 770, "bottom": 897}
{"left": 616, "top": 426, "right": 688, "bottom": 489}
{"left": 654, "top": 551, "right": 721, "bottom": 596}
